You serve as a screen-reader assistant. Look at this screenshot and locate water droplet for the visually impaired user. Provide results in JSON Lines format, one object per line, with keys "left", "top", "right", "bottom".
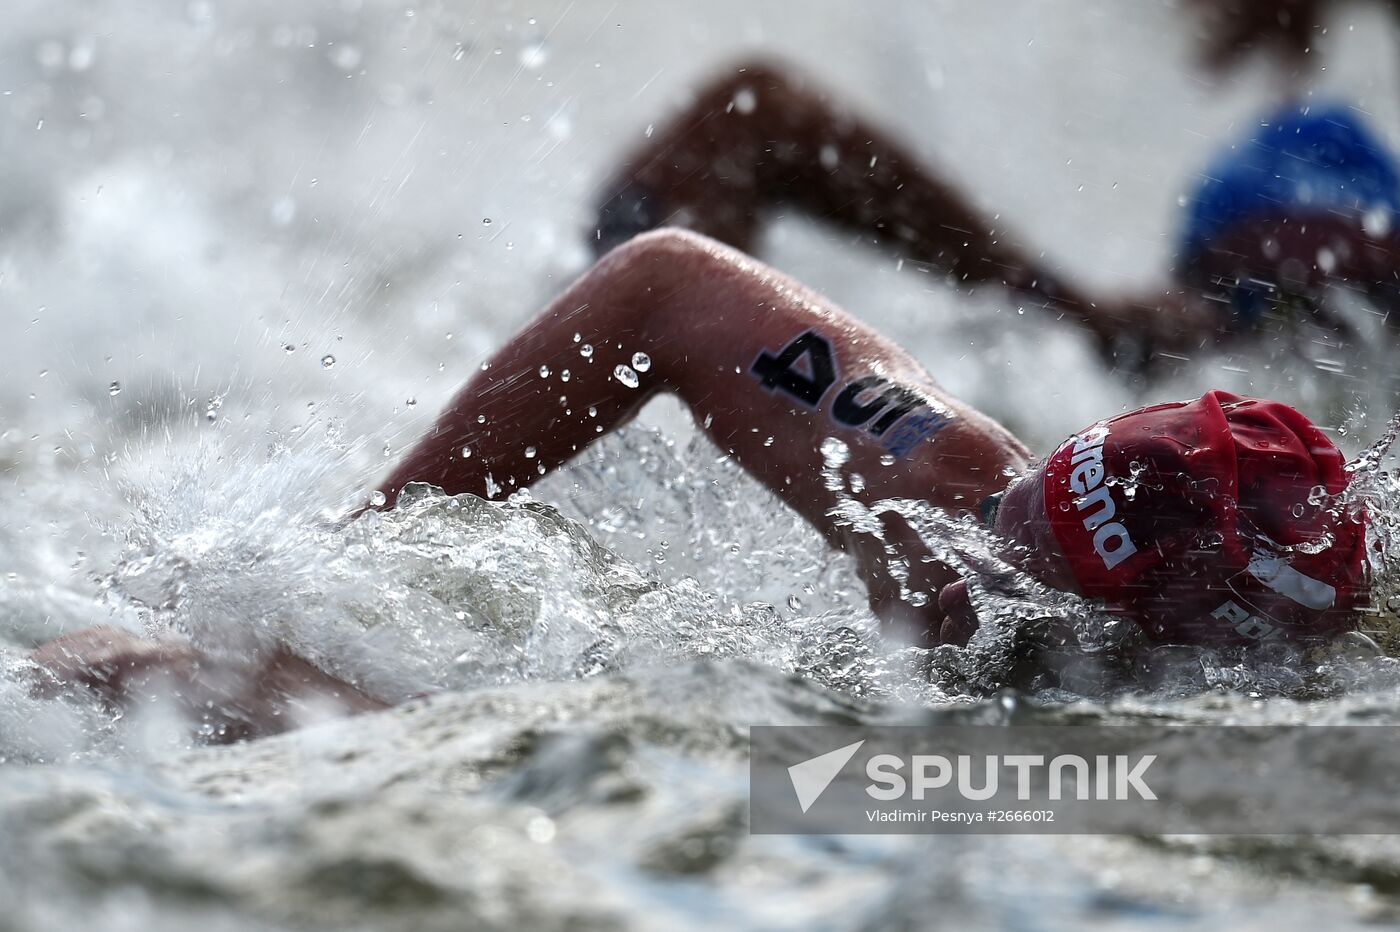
{"left": 613, "top": 364, "right": 639, "bottom": 388}
{"left": 108, "top": 380, "right": 121, "bottom": 396}
{"left": 587, "top": 406, "right": 598, "bottom": 418}
{"left": 1364, "top": 206, "right": 1393, "bottom": 238}
{"left": 524, "top": 446, "right": 537, "bottom": 459}
{"left": 330, "top": 44, "right": 362, "bottom": 70}
{"left": 369, "top": 490, "right": 387, "bottom": 507}
{"left": 820, "top": 437, "right": 850, "bottom": 467}
{"left": 630, "top": 351, "right": 651, "bottom": 372}
{"left": 477, "top": 414, "right": 486, "bottom": 424}
{"left": 879, "top": 454, "right": 896, "bottom": 466}
{"left": 271, "top": 196, "right": 296, "bottom": 226}
{"left": 539, "top": 365, "right": 550, "bottom": 378}
{"left": 36, "top": 40, "right": 64, "bottom": 70}
{"left": 519, "top": 40, "right": 548, "bottom": 69}
{"left": 283, "top": 343, "right": 296, "bottom": 354}
{"left": 482, "top": 217, "right": 492, "bottom": 225}
{"left": 579, "top": 343, "right": 594, "bottom": 358}
{"left": 321, "top": 354, "right": 336, "bottom": 368}
{"left": 405, "top": 397, "right": 417, "bottom": 406}
{"left": 573, "top": 332, "right": 582, "bottom": 343}
{"left": 560, "top": 369, "right": 570, "bottom": 382}
{"left": 787, "top": 594, "right": 803, "bottom": 611}
{"left": 461, "top": 446, "right": 472, "bottom": 459}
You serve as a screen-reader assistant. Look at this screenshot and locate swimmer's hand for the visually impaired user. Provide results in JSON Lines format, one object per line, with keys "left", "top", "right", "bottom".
{"left": 1055, "top": 289, "right": 1216, "bottom": 374}
{"left": 936, "top": 579, "right": 1090, "bottom": 693}
{"left": 936, "top": 580, "right": 979, "bottom": 647}
{"left": 29, "top": 626, "right": 386, "bottom": 743}
{"left": 1183, "top": 0, "right": 1324, "bottom": 72}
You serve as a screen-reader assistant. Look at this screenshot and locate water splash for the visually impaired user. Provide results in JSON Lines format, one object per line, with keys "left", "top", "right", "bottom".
{"left": 1337, "top": 408, "right": 1400, "bottom": 651}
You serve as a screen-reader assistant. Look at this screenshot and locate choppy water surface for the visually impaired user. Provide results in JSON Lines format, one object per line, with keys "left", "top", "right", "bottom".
{"left": 8, "top": 1, "right": 1400, "bottom": 929}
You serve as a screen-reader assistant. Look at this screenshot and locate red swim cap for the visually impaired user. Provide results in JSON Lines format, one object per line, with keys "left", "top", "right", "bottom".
{"left": 1041, "top": 391, "right": 1366, "bottom": 645}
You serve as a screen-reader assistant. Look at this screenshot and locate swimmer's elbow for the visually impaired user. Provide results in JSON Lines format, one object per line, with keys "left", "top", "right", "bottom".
{"left": 605, "top": 227, "right": 727, "bottom": 269}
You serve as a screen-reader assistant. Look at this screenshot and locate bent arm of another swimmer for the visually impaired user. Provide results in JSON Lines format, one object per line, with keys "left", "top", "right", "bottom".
{"left": 595, "top": 61, "right": 1184, "bottom": 356}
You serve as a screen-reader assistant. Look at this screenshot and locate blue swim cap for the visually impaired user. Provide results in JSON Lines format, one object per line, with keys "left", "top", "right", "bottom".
{"left": 1181, "top": 103, "right": 1400, "bottom": 265}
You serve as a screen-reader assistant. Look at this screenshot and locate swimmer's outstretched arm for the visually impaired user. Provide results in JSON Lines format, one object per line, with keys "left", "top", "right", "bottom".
{"left": 25, "top": 232, "right": 1025, "bottom": 726}
{"left": 592, "top": 61, "right": 1195, "bottom": 363}
{"left": 378, "top": 229, "right": 1030, "bottom": 637}
{"left": 28, "top": 626, "right": 386, "bottom": 743}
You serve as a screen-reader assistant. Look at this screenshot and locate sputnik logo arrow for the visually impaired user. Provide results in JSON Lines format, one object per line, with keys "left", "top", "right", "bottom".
{"left": 787, "top": 740, "right": 865, "bottom": 813}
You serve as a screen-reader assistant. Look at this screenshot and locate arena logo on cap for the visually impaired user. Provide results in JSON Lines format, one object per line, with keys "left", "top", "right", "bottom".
{"left": 1066, "top": 426, "right": 1138, "bottom": 571}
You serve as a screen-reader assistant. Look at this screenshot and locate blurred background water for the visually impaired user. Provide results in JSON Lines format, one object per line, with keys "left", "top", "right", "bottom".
{"left": 6, "top": 1, "right": 1400, "bottom": 929}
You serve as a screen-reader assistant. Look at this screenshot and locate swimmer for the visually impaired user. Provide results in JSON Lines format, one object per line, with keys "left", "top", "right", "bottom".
{"left": 593, "top": 62, "right": 1400, "bottom": 368}
{"left": 30, "top": 229, "right": 1369, "bottom": 738}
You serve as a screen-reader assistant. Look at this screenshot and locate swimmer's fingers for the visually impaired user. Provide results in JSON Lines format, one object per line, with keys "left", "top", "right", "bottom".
{"left": 1183, "top": 0, "right": 1322, "bottom": 73}
{"left": 936, "top": 580, "right": 979, "bottom": 647}
{"left": 1084, "top": 291, "right": 1217, "bottom": 375}
{"left": 1343, "top": 239, "right": 1400, "bottom": 326}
